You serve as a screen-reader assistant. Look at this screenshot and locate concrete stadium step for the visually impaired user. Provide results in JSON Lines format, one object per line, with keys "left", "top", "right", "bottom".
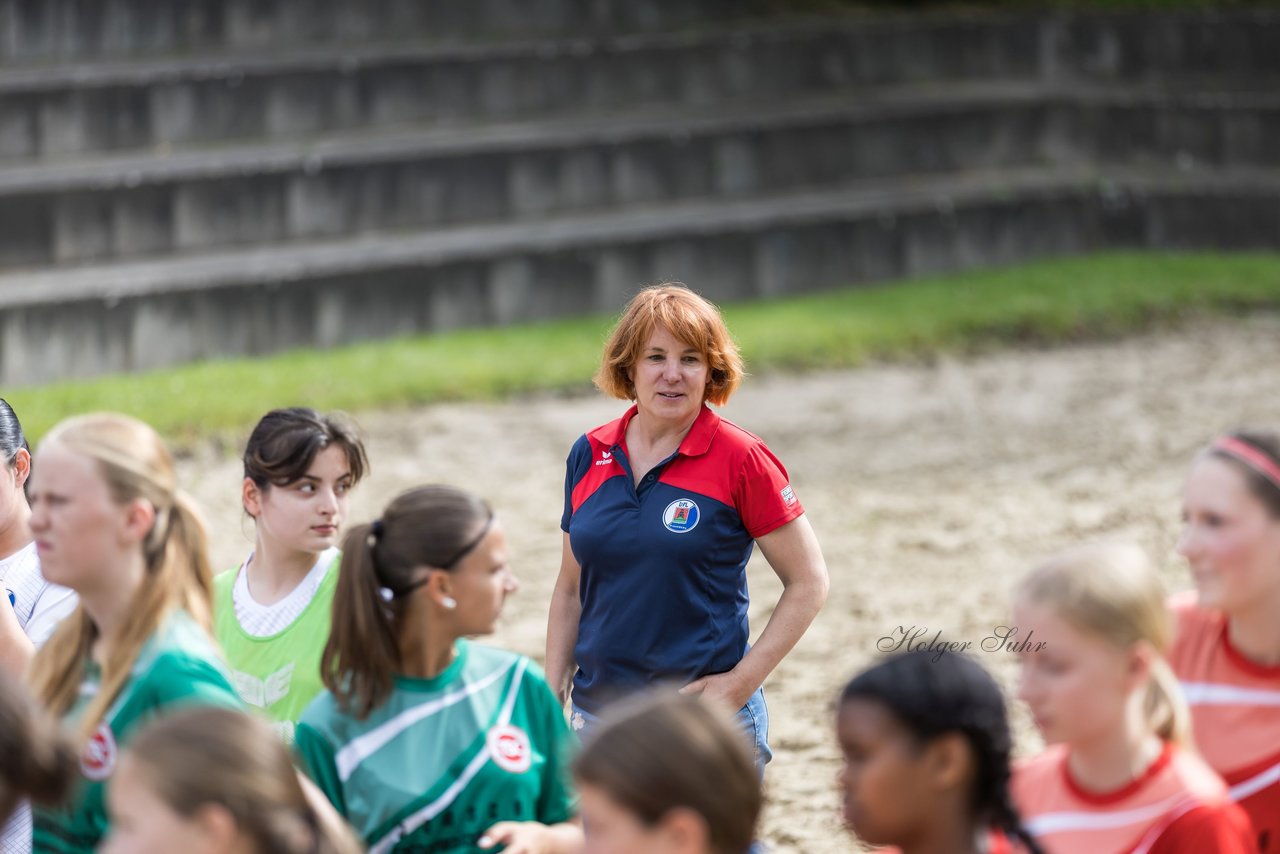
{"left": 0, "top": 19, "right": 1045, "bottom": 161}
{"left": 4, "top": 163, "right": 1280, "bottom": 386}
{"left": 0, "top": 0, "right": 763, "bottom": 63}
{"left": 4, "top": 10, "right": 1279, "bottom": 162}
{"left": 2, "top": 80, "right": 1278, "bottom": 269}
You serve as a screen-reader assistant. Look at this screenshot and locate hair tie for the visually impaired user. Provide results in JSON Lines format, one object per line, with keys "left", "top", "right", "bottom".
{"left": 1212, "top": 436, "right": 1280, "bottom": 493}
{"left": 367, "top": 518, "right": 385, "bottom": 550}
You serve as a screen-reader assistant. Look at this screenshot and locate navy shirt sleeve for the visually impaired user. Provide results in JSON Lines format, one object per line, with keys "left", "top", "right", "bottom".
{"left": 561, "top": 434, "right": 592, "bottom": 533}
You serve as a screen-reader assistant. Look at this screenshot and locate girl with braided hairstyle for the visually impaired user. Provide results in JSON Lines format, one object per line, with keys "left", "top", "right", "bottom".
{"left": 836, "top": 650, "right": 1041, "bottom": 854}
{"left": 1173, "top": 430, "right": 1280, "bottom": 851}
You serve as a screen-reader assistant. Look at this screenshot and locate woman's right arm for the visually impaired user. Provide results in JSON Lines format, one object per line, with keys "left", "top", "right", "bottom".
{"left": 544, "top": 533, "right": 581, "bottom": 708}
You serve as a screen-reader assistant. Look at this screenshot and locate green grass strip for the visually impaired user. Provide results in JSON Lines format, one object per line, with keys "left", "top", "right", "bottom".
{"left": 7, "top": 250, "right": 1280, "bottom": 446}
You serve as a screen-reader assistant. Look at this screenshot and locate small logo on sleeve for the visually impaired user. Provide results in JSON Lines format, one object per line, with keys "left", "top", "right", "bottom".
{"left": 662, "top": 499, "right": 700, "bottom": 534}
{"left": 780, "top": 485, "right": 796, "bottom": 506}
{"left": 82, "top": 722, "right": 118, "bottom": 780}
{"left": 487, "top": 724, "right": 532, "bottom": 774}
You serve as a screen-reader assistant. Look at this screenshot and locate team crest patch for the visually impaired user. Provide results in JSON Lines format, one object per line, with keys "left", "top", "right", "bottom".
{"left": 662, "top": 499, "right": 700, "bottom": 534}
{"left": 487, "top": 724, "right": 532, "bottom": 774}
{"left": 82, "top": 721, "right": 118, "bottom": 781}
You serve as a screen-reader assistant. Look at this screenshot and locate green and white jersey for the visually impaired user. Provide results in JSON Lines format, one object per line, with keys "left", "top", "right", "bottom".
{"left": 296, "top": 641, "right": 576, "bottom": 854}
{"left": 213, "top": 551, "right": 338, "bottom": 741}
{"left": 31, "top": 611, "right": 242, "bottom": 854}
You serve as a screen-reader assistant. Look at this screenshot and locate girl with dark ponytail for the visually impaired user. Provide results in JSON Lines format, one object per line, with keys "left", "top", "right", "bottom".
{"left": 0, "top": 399, "right": 78, "bottom": 853}
{"left": 0, "top": 398, "right": 77, "bottom": 676}
{"left": 100, "top": 706, "right": 361, "bottom": 854}
{"left": 837, "top": 649, "right": 1042, "bottom": 854}
{"left": 296, "top": 485, "right": 582, "bottom": 854}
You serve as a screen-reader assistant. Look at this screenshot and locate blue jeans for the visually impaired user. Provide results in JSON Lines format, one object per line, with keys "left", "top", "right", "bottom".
{"left": 571, "top": 686, "right": 773, "bottom": 778}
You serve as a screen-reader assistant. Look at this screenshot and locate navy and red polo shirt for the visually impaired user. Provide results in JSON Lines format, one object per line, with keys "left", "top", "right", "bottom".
{"left": 561, "top": 403, "right": 804, "bottom": 715}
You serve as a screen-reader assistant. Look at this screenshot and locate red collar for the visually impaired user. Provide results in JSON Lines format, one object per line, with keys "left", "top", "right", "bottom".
{"left": 588, "top": 404, "right": 721, "bottom": 458}
{"left": 1062, "top": 741, "right": 1174, "bottom": 806}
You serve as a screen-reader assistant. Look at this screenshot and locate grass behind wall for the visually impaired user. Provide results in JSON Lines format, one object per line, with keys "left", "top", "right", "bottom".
{"left": 7, "top": 251, "right": 1280, "bottom": 447}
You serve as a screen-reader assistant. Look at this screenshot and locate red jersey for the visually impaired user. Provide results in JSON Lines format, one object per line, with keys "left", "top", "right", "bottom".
{"left": 1012, "top": 742, "right": 1256, "bottom": 853}
{"left": 1169, "top": 590, "right": 1280, "bottom": 852}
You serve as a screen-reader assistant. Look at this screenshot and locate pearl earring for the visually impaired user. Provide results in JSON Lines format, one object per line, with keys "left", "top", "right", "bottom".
{"left": 441, "top": 597, "right": 457, "bottom": 610}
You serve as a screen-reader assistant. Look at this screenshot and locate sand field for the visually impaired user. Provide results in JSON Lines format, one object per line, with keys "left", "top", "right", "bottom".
{"left": 180, "top": 313, "right": 1280, "bottom": 853}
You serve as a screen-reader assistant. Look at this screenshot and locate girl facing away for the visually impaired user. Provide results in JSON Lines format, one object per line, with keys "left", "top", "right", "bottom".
{"left": 26, "top": 413, "right": 243, "bottom": 853}
{"left": 296, "top": 485, "right": 582, "bottom": 854}
{"left": 1012, "top": 541, "right": 1256, "bottom": 853}
{"left": 1173, "top": 430, "right": 1280, "bottom": 851}
{"left": 836, "top": 650, "right": 1041, "bottom": 854}
{"left": 572, "top": 690, "right": 762, "bottom": 854}
{"left": 213, "top": 407, "right": 368, "bottom": 740}
{"left": 100, "top": 706, "right": 361, "bottom": 854}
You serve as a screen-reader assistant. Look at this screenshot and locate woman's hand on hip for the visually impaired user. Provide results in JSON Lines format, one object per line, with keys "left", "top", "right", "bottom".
{"left": 680, "top": 669, "right": 756, "bottom": 712}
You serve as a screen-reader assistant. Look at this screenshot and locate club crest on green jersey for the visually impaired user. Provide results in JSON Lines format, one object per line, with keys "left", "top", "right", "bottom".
{"left": 81, "top": 722, "right": 118, "bottom": 781}
{"left": 487, "top": 724, "right": 532, "bottom": 774}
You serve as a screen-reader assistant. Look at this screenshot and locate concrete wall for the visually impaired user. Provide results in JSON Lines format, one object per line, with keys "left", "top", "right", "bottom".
{"left": 1, "top": 7, "right": 1279, "bottom": 386}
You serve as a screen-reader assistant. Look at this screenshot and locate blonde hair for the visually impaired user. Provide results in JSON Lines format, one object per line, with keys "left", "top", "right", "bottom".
{"left": 28, "top": 413, "right": 215, "bottom": 742}
{"left": 125, "top": 707, "right": 362, "bottom": 854}
{"left": 1017, "top": 541, "right": 1191, "bottom": 745}
{"left": 594, "top": 284, "right": 745, "bottom": 406}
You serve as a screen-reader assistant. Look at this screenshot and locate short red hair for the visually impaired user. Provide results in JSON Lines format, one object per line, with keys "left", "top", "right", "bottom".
{"left": 594, "top": 284, "right": 744, "bottom": 406}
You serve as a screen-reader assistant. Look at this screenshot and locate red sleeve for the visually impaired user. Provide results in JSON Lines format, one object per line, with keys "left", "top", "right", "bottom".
{"left": 1145, "top": 801, "right": 1260, "bottom": 854}
{"left": 732, "top": 441, "right": 804, "bottom": 538}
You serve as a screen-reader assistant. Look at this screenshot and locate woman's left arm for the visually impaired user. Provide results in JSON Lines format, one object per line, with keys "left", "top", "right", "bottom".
{"left": 681, "top": 514, "right": 829, "bottom": 710}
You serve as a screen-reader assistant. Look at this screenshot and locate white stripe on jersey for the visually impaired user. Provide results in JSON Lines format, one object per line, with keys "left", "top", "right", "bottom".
{"left": 336, "top": 658, "right": 517, "bottom": 782}
{"left": 1130, "top": 797, "right": 1200, "bottom": 854}
{"left": 1180, "top": 681, "right": 1280, "bottom": 706}
{"left": 1229, "top": 756, "right": 1280, "bottom": 802}
{"left": 1024, "top": 793, "right": 1185, "bottom": 836}
{"left": 368, "top": 659, "right": 529, "bottom": 854}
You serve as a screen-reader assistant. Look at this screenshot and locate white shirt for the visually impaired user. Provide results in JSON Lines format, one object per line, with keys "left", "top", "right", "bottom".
{"left": 232, "top": 547, "right": 338, "bottom": 638}
{"left": 1, "top": 542, "right": 78, "bottom": 645}
{"left": 1, "top": 541, "right": 78, "bottom": 854}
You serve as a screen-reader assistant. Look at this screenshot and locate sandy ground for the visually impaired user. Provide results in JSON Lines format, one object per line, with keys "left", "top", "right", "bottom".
{"left": 179, "top": 313, "right": 1280, "bottom": 854}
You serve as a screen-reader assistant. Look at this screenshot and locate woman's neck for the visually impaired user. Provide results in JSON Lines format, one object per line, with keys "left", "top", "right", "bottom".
{"left": 1227, "top": 596, "right": 1280, "bottom": 666}
{"left": 0, "top": 499, "right": 32, "bottom": 561}
{"left": 628, "top": 407, "right": 698, "bottom": 454}
{"left": 246, "top": 535, "right": 321, "bottom": 605}
{"left": 396, "top": 600, "right": 459, "bottom": 680}
{"left": 1067, "top": 703, "right": 1164, "bottom": 794}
